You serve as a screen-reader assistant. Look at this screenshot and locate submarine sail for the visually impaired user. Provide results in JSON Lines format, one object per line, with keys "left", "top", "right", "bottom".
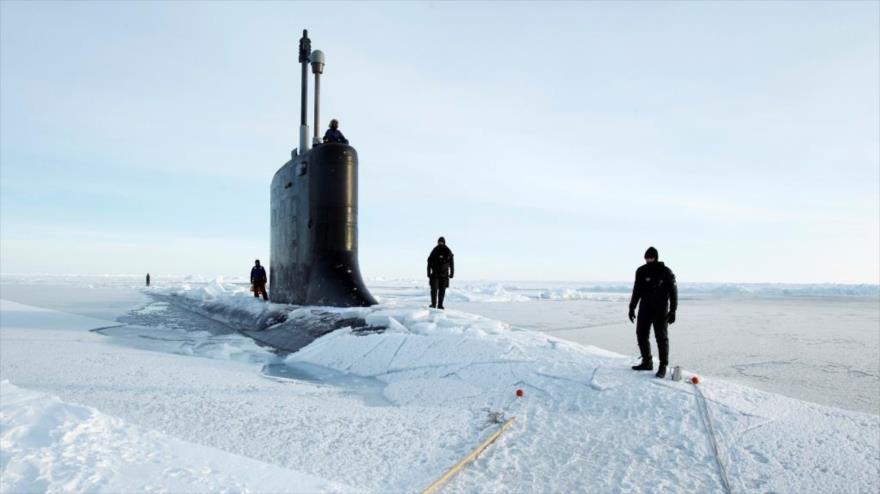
{"left": 269, "top": 29, "right": 377, "bottom": 307}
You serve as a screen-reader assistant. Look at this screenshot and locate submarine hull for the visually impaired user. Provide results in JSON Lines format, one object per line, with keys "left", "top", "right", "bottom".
{"left": 270, "top": 143, "right": 376, "bottom": 307}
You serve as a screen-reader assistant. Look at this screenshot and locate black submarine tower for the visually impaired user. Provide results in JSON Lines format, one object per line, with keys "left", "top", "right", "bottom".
{"left": 270, "top": 30, "right": 377, "bottom": 307}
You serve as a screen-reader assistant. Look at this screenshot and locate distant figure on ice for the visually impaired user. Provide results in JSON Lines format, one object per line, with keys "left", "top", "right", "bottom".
{"left": 251, "top": 260, "right": 269, "bottom": 301}
{"left": 322, "top": 119, "right": 349, "bottom": 144}
{"left": 427, "top": 237, "right": 454, "bottom": 309}
{"left": 145, "top": 273, "right": 150, "bottom": 287}
{"left": 628, "top": 246, "right": 677, "bottom": 379}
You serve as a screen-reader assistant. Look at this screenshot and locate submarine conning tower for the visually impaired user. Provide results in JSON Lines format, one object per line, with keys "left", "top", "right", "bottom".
{"left": 270, "top": 29, "right": 377, "bottom": 307}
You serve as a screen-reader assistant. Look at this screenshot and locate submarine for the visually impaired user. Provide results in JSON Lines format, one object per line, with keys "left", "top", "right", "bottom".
{"left": 146, "top": 31, "right": 383, "bottom": 355}
{"left": 270, "top": 30, "right": 377, "bottom": 307}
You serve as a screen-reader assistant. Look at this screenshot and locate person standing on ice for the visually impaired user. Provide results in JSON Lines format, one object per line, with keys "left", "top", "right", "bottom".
{"left": 427, "top": 237, "right": 454, "bottom": 310}
{"left": 145, "top": 273, "right": 150, "bottom": 287}
{"left": 322, "top": 118, "right": 349, "bottom": 144}
{"left": 251, "top": 259, "right": 269, "bottom": 301}
{"left": 628, "top": 246, "right": 677, "bottom": 378}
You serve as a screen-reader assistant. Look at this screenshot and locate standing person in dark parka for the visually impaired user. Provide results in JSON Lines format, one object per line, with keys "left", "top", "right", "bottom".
{"left": 427, "top": 237, "right": 454, "bottom": 309}
{"left": 628, "top": 246, "right": 678, "bottom": 378}
{"left": 251, "top": 259, "right": 269, "bottom": 301}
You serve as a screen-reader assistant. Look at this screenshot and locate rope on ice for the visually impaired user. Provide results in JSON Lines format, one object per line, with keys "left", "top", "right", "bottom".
{"left": 420, "top": 416, "right": 516, "bottom": 494}
{"left": 694, "top": 383, "right": 733, "bottom": 494}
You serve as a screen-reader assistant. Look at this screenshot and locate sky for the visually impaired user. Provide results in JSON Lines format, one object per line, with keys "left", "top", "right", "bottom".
{"left": 1, "top": 1, "right": 878, "bottom": 283}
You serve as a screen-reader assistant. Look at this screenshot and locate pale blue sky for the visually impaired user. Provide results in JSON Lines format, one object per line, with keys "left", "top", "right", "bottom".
{"left": 1, "top": 1, "right": 878, "bottom": 283}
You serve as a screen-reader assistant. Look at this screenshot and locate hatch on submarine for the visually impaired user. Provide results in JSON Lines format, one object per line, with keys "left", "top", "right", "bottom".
{"left": 270, "top": 29, "right": 377, "bottom": 308}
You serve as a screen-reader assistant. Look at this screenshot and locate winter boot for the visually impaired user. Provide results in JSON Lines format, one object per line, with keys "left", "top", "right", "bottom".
{"left": 656, "top": 364, "right": 667, "bottom": 379}
{"left": 631, "top": 360, "right": 653, "bottom": 371}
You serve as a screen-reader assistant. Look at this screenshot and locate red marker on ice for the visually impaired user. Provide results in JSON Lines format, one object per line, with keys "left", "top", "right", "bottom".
{"left": 516, "top": 388, "right": 524, "bottom": 397}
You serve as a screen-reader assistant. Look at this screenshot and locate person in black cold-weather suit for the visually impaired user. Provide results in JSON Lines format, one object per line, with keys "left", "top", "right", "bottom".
{"left": 251, "top": 259, "right": 269, "bottom": 301}
{"left": 427, "top": 237, "right": 454, "bottom": 309}
{"left": 628, "top": 246, "right": 678, "bottom": 378}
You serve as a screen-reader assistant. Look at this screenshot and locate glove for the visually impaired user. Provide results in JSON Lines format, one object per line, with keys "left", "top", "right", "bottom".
{"left": 667, "top": 311, "right": 676, "bottom": 324}
{"left": 628, "top": 308, "right": 635, "bottom": 323}
{"left": 449, "top": 274, "right": 454, "bottom": 279}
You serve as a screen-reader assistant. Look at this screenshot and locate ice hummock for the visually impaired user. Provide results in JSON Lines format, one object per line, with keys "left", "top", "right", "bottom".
{"left": 0, "top": 379, "right": 359, "bottom": 493}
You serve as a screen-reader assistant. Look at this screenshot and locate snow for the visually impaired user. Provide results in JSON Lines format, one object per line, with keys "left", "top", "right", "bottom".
{"left": 145, "top": 277, "right": 291, "bottom": 330}
{"left": 0, "top": 380, "right": 358, "bottom": 493}
{"left": 455, "top": 296, "right": 880, "bottom": 415}
{"left": 366, "top": 278, "right": 880, "bottom": 302}
{"left": 282, "top": 307, "right": 880, "bottom": 492}
{"left": 0, "top": 299, "right": 122, "bottom": 332}
{"left": 139, "top": 278, "right": 880, "bottom": 414}
{"left": 1, "top": 276, "right": 878, "bottom": 493}
{"left": 1, "top": 299, "right": 483, "bottom": 492}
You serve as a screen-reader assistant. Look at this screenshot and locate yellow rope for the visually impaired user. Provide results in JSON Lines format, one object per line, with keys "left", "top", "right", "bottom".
{"left": 420, "top": 417, "right": 516, "bottom": 494}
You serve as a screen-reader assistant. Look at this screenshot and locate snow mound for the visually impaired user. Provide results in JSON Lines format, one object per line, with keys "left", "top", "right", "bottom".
{"left": 446, "top": 283, "right": 531, "bottom": 302}
{"left": 536, "top": 287, "right": 629, "bottom": 301}
{"left": 0, "top": 380, "right": 358, "bottom": 493}
{"left": 696, "top": 283, "right": 880, "bottom": 298}
{"left": 367, "top": 279, "right": 879, "bottom": 304}
{"left": 146, "top": 278, "right": 291, "bottom": 330}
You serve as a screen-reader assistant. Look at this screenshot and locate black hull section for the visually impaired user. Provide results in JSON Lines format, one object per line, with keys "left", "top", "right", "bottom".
{"left": 149, "top": 293, "right": 385, "bottom": 354}
{"left": 270, "top": 143, "right": 377, "bottom": 307}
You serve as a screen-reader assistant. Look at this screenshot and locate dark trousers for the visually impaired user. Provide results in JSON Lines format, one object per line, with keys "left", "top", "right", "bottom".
{"left": 253, "top": 282, "right": 268, "bottom": 301}
{"left": 636, "top": 312, "right": 669, "bottom": 366}
{"left": 430, "top": 278, "right": 447, "bottom": 308}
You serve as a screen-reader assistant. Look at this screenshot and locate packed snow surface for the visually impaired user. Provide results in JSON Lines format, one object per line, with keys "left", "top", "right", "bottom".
{"left": 128, "top": 276, "right": 880, "bottom": 414}
{"left": 0, "top": 379, "right": 356, "bottom": 493}
{"left": 1, "top": 276, "right": 878, "bottom": 493}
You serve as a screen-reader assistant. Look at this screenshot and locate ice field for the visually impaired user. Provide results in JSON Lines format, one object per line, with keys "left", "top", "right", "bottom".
{"left": 1, "top": 274, "right": 878, "bottom": 493}
{"left": 3, "top": 274, "right": 877, "bottom": 416}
